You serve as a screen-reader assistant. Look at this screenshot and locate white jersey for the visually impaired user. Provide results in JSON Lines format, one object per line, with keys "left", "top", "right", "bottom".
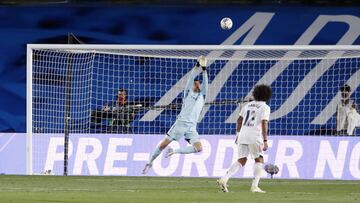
{"left": 336, "top": 99, "right": 355, "bottom": 132}
{"left": 237, "top": 101, "right": 270, "bottom": 144}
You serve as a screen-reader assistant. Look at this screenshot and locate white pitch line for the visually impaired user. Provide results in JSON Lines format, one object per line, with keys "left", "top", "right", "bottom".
{"left": 70, "top": 178, "right": 360, "bottom": 185}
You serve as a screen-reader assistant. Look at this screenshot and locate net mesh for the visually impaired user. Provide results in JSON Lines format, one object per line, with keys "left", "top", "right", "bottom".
{"left": 32, "top": 50, "right": 94, "bottom": 133}
{"left": 32, "top": 47, "right": 360, "bottom": 136}
{"left": 30, "top": 46, "right": 360, "bottom": 174}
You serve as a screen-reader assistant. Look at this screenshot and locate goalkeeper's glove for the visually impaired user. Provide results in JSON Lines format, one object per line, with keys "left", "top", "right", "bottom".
{"left": 196, "top": 55, "right": 207, "bottom": 71}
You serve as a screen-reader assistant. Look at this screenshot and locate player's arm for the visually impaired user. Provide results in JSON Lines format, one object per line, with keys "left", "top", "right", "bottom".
{"left": 262, "top": 120, "right": 269, "bottom": 151}
{"left": 261, "top": 106, "right": 271, "bottom": 151}
{"left": 201, "top": 69, "right": 208, "bottom": 97}
{"left": 235, "top": 116, "right": 243, "bottom": 144}
{"left": 184, "top": 67, "right": 198, "bottom": 98}
{"left": 352, "top": 100, "right": 358, "bottom": 111}
{"left": 196, "top": 56, "right": 208, "bottom": 97}
{"left": 336, "top": 104, "right": 341, "bottom": 132}
{"left": 235, "top": 105, "right": 246, "bottom": 144}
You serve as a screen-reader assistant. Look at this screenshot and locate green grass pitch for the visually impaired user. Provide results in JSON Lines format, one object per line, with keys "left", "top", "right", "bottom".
{"left": 0, "top": 175, "right": 359, "bottom": 203}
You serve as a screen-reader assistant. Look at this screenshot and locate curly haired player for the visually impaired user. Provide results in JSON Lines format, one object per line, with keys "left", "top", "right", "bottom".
{"left": 217, "top": 84, "right": 272, "bottom": 193}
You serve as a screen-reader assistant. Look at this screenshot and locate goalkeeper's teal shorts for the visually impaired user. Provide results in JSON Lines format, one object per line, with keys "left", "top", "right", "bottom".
{"left": 167, "top": 120, "right": 200, "bottom": 144}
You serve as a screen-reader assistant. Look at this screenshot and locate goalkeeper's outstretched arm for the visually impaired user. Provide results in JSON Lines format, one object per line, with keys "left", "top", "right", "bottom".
{"left": 198, "top": 56, "right": 208, "bottom": 97}
{"left": 201, "top": 70, "right": 208, "bottom": 97}
{"left": 184, "top": 67, "right": 197, "bottom": 98}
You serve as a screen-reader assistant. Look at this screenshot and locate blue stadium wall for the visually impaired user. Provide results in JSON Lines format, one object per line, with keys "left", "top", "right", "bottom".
{"left": 0, "top": 6, "right": 359, "bottom": 133}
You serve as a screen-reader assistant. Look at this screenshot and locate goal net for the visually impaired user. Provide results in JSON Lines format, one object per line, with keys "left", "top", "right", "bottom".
{"left": 27, "top": 45, "right": 360, "bottom": 175}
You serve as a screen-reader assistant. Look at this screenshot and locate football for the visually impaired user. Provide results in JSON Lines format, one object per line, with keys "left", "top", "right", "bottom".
{"left": 220, "top": 17, "right": 233, "bottom": 30}
{"left": 265, "top": 164, "right": 280, "bottom": 178}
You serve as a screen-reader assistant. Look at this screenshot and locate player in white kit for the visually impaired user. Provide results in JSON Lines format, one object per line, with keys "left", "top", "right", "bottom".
{"left": 217, "top": 84, "right": 272, "bottom": 193}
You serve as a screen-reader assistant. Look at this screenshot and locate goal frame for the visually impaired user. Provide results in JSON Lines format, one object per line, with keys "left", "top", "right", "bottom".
{"left": 26, "top": 44, "right": 360, "bottom": 175}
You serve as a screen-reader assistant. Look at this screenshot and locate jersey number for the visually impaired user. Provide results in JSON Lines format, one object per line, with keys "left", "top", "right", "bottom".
{"left": 244, "top": 110, "right": 256, "bottom": 126}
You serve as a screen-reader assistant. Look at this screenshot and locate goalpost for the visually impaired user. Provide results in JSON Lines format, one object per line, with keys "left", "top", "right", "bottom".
{"left": 26, "top": 44, "right": 360, "bottom": 175}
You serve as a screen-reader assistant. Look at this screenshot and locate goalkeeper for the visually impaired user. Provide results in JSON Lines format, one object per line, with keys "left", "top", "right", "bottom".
{"left": 143, "top": 56, "right": 208, "bottom": 174}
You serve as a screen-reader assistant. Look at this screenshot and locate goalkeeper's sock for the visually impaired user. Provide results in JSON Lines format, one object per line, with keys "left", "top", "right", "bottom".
{"left": 174, "top": 146, "right": 197, "bottom": 154}
{"left": 222, "top": 161, "right": 242, "bottom": 182}
{"left": 252, "top": 163, "right": 264, "bottom": 188}
{"left": 148, "top": 147, "right": 163, "bottom": 164}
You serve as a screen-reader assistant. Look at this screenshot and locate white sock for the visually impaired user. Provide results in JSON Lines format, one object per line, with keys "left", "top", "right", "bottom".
{"left": 174, "top": 146, "right": 197, "bottom": 154}
{"left": 252, "top": 163, "right": 263, "bottom": 188}
{"left": 222, "top": 161, "right": 242, "bottom": 182}
{"left": 148, "top": 147, "right": 163, "bottom": 165}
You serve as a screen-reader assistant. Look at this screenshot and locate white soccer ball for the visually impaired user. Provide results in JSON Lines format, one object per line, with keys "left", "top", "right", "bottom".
{"left": 220, "top": 17, "right": 233, "bottom": 30}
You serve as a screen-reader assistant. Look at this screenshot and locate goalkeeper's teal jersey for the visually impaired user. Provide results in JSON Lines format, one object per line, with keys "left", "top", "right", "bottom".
{"left": 177, "top": 68, "right": 208, "bottom": 125}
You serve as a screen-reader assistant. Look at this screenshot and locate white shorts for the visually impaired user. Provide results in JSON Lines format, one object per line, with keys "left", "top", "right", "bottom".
{"left": 237, "top": 142, "right": 263, "bottom": 159}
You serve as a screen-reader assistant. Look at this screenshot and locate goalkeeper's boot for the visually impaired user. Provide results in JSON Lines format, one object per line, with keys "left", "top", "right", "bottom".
{"left": 250, "top": 186, "right": 266, "bottom": 193}
{"left": 217, "top": 179, "right": 229, "bottom": 193}
{"left": 165, "top": 147, "right": 174, "bottom": 158}
{"left": 142, "top": 163, "right": 152, "bottom": 175}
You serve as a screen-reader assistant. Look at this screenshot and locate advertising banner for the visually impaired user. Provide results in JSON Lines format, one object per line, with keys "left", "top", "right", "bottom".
{"left": 28, "top": 134, "right": 360, "bottom": 180}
